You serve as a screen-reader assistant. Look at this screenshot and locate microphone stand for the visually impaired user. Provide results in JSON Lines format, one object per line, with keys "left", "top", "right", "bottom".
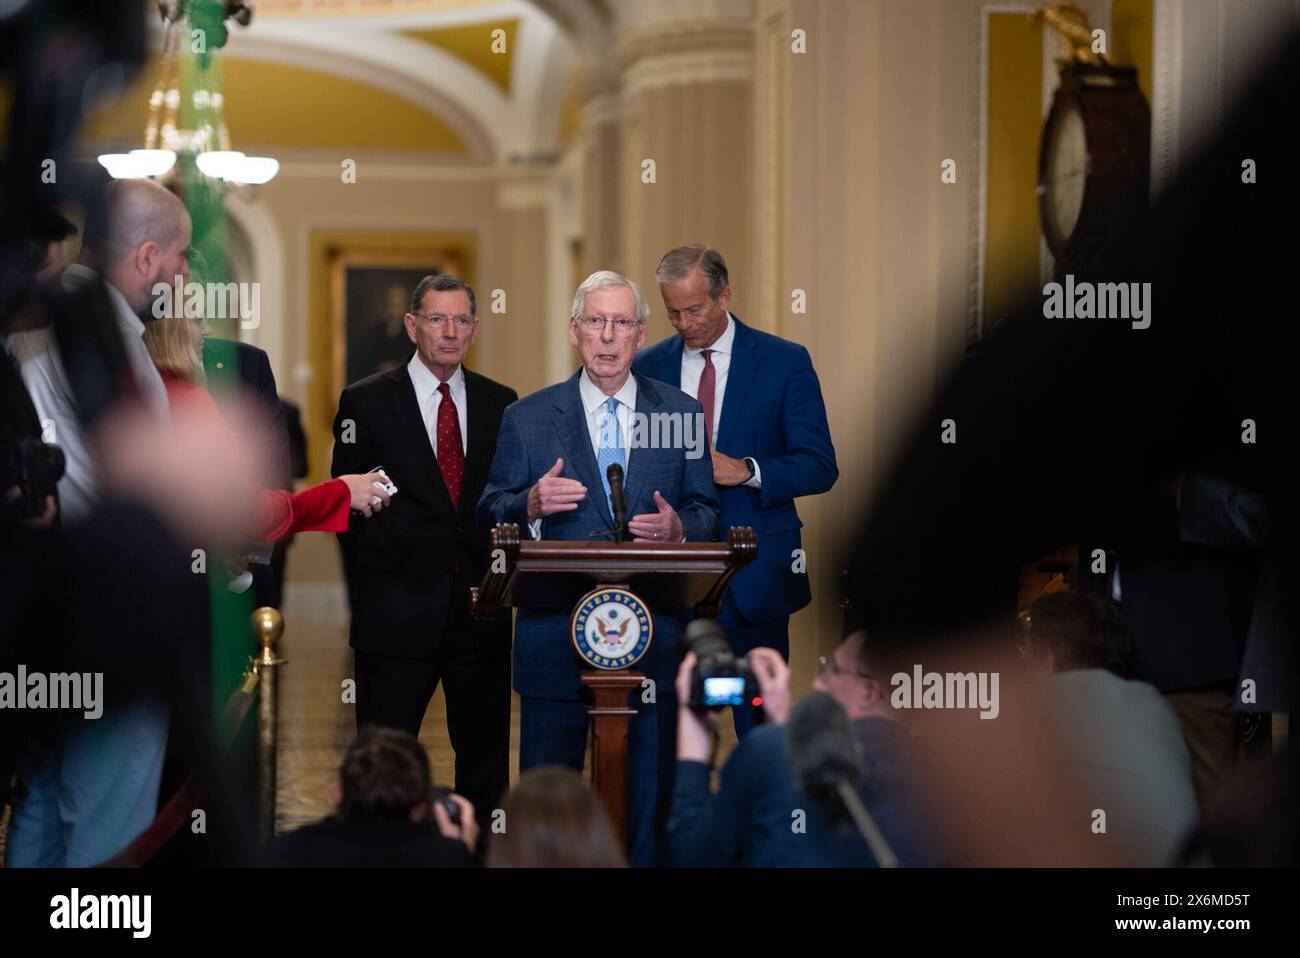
{"left": 836, "top": 780, "right": 899, "bottom": 867}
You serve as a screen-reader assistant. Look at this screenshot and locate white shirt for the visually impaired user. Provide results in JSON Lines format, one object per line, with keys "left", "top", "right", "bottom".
{"left": 578, "top": 366, "right": 635, "bottom": 463}
{"left": 407, "top": 354, "right": 467, "bottom": 457}
{"left": 678, "top": 312, "right": 761, "bottom": 488}
{"left": 6, "top": 266, "right": 168, "bottom": 523}
{"left": 7, "top": 326, "right": 98, "bottom": 523}
{"left": 528, "top": 368, "right": 636, "bottom": 540}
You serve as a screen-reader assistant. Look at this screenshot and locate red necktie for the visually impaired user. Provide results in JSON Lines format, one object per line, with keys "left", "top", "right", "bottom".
{"left": 436, "top": 382, "right": 464, "bottom": 509}
{"left": 698, "top": 349, "right": 716, "bottom": 449}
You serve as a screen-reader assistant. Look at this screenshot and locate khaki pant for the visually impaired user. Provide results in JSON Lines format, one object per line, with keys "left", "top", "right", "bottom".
{"left": 1166, "top": 686, "right": 1242, "bottom": 811}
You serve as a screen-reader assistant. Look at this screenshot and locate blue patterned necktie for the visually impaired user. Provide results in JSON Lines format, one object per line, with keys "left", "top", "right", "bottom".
{"left": 597, "top": 395, "right": 626, "bottom": 518}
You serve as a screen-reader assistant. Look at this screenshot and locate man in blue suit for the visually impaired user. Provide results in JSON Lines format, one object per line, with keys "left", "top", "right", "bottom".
{"left": 477, "top": 270, "right": 718, "bottom": 866}
{"left": 634, "top": 245, "right": 837, "bottom": 738}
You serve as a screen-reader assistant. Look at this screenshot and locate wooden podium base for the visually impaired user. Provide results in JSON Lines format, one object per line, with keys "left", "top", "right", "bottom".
{"left": 580, "top": 670, "right": 644, "bottom": 844}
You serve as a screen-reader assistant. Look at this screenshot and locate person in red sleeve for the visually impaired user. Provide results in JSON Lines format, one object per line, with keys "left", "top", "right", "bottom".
{"left": 144, "top": 315, "right": 388, "bottom": 541}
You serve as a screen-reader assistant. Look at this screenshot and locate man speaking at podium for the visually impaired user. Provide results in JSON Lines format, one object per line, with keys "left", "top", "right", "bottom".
{"left": 478, "top": 270, "right": 718, "bottom": 865}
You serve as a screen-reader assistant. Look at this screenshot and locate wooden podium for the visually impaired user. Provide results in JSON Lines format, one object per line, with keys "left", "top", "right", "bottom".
{"left": 470, "top": 523, "right": 757, "bottom": 841}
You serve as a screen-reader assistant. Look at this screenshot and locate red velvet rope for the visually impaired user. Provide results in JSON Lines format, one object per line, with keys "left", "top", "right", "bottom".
{"left": 94, "top": 686, "right": 256, "bottom": 868}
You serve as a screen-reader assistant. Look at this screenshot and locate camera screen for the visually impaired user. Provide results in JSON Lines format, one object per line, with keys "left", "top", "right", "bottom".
{"left": 702, "top": 676, "right": 746, "bottom": 706}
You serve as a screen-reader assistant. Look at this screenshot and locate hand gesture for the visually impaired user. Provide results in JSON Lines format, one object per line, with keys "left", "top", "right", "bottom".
{"left": 628, "top": 490, "right": 683, "bottom": 542}
{"left": 527, "top": 458, "right": 588, "bottom": 522}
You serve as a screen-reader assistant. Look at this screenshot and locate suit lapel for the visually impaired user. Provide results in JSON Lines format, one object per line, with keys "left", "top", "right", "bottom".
{"left": 553, "top": 371, "right": 613, "bottom": 529}
{"left": 459, "top": 368, "right": 493, "bottom": 519}
{"left": 624, "top": 374, "right": 661, "bottom": 516}
{"left": 659, "top": 336, "right": 685, "bottom": 388}
{"left": 387, "top": 361, "right": 455, "bottom": 515}
{"left": 715, "top": 315, "right": 757, "bottom": 453}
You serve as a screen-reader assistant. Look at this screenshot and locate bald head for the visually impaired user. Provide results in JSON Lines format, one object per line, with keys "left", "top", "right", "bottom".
{"left": 84, "top": 179, "right": 192, "bottom": 315}
{"left": 87, "top": 179, "right": 187, "bottom": 268}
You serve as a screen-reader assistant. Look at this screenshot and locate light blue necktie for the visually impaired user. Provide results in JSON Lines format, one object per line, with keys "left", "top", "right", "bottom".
{"left": 597, "top": 395, "right": 626, "bottom": 518}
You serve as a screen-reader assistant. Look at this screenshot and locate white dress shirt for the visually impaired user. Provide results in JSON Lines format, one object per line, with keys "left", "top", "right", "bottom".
{"left": 407, "top": 354, "right": 467, "bottom": 457}
{"left": 578, "top": 366, "right": 635, "bottom": 463}
{"left": 528, "top": 369, "right": 636, "bottom": 539}
{"left": 6, "top": 266, "right": 168, "bottom": 523}
{"left": 678, "top": 312, "right": 761, "bottom": 488}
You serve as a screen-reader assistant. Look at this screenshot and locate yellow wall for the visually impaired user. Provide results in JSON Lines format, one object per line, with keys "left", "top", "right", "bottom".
{"left": 1113, "top": 0, "right": 1155, "bottom": 104}
{"left": 81, "top": 58, "right": 468, "bottom": 153}
{"left": 401, "top": 19, "right": 519, "bottom": 94}
{"left": 985, "top": 13, "right": 1044, "bottom": 328}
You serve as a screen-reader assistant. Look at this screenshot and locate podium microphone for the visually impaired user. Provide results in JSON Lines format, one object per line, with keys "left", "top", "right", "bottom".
{"left": 786, "top": 692, "right": 899, "bottom": 867}
{"left": 607, "top": 463, "right": 627, "bottom": 542}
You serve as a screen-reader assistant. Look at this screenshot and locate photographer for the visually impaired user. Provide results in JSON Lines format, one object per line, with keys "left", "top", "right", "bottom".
{"left": 666, "top": 627, "right": 935, "bottom": 867}
{"left": 264, "top": 727, "right": 477, "bottom": 867}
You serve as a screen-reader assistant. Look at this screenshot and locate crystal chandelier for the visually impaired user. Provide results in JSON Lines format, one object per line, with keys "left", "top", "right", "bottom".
{"left": 98, "top": 1, "right": 277, "bottom": 185}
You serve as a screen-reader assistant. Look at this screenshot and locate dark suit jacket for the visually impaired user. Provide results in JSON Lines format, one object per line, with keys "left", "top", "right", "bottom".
{"left": 202, "top": 338, "right": 292, "bottom": 491}
{"left": 332, "top": 359, "right": 517, "bottom": 658}
{"left": 1085, "top": 474, "right": 1271, "bottom": 694}
{"left": 666, "top": 717, "right": 936, "bottom": 867}
{"left": 261, "top": 816, "right": 470, "bottom": 868}
{"left": 476, "top": 370, "right": 719, "bottom": 699}
{"left": 634, "top": 316, "right": 837, "bottom": 624}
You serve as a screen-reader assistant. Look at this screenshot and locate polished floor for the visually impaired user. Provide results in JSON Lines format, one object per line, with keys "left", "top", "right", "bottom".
{"left": 274, "top": 580, "right": 525, "bottom": 832}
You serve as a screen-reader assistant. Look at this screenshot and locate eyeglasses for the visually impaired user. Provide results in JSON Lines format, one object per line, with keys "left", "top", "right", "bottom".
{"left": 414, "top": 313, "right": 476, "bottom": 330}
{"left": 818, "top": 655, "right": 873, "bottom": 681}
{"left": 579, "top": 314, "right": 642, "bottom": 336}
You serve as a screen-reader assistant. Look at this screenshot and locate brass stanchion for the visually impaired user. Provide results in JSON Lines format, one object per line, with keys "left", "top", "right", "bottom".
{"left": 251, "top": 607, "right": 286, "bottom": 844}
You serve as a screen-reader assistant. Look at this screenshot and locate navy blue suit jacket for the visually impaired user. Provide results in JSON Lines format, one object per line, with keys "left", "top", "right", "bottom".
{"left": 666, "top": 716, "right": 937, "bottom": 867}
{"left": 477, "top": 370, "right": 720, "bottom": 700}
{"left": 633, "top": 317, "right": 837, "bottom": 624}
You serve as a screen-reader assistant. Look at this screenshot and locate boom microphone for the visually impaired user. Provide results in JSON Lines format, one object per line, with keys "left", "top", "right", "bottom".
{"left": 607, "top": 462, "right": 627, "bottom": 542}
{"left": 786, "top": 692, "right": 899, "bottom": 867}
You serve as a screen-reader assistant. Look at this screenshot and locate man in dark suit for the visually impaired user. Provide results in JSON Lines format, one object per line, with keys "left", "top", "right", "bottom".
{"left": 331, "top": 274, "right": 517, "bottom": 826}
{"left": 203, "top": 337, "right": 292, "bottom": 608}
{"left": 634, "top": 245, "right": 837, "bottom": 737}
{"left": 477, "top": 270, "right": 719, "bottom": 866}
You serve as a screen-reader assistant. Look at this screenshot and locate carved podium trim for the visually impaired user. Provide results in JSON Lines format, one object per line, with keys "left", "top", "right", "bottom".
{"left": 470, "top": 524, "right": 757, "bottom": 620}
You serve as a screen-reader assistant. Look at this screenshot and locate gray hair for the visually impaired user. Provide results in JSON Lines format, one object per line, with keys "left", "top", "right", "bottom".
{"left": 570, "top": 270, "right": 649, "bottom": 324}
{"left": 655, "top": 245, "right": 729, "bottom": 300}
{"left": 410, "top": 273, "right": 477, "bottom": 317}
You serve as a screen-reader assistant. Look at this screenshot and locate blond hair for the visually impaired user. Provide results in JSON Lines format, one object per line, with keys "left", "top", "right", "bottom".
{"left": 144, "top": 315, "right": 206, "bottom": 386}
